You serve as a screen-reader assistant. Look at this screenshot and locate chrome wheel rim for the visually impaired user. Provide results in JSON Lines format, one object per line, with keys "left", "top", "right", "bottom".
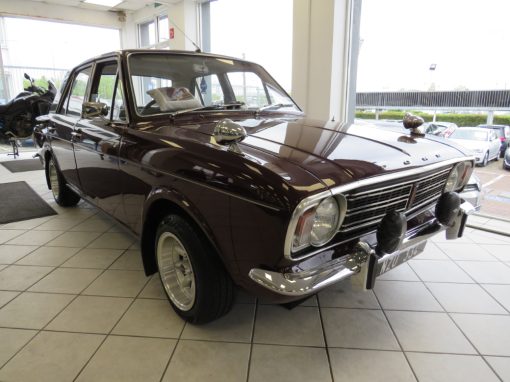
{"left": 49, "top": 161, "right": 60, "bottom": 199}
{"left": 156, "top": 232, "right": 196, "bottom": 311}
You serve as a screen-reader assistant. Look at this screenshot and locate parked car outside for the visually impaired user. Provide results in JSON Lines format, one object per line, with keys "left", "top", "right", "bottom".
{"left": 477, "top": 124, "right": 510, "bottom": 158}
{"left": 460, "top": 174, "right": 483, "bottom": 210}
{"left": 35, "top": 50, "right": 476, "bottom": 324}
{"left": 504, "top": 147, "right": 510, "bottom": 170}
{"left": 448, "top": 127, "right": 501, "bottom": 166}
{"left": 424, "top": 121, "right": 458, "bottom": 138}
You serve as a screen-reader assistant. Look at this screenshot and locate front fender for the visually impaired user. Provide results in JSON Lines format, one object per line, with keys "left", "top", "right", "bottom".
{"left": 141, "top": 185, "right": 238, "bottom": 277}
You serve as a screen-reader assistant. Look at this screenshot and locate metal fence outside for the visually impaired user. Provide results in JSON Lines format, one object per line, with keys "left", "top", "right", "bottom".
{"left": 356, "top": 90, "right": 510, "bottom": 111}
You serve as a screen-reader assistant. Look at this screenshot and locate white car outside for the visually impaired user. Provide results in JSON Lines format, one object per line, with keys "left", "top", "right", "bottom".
{"left": 448, "top": 127, "right": 501, "bottom": 166}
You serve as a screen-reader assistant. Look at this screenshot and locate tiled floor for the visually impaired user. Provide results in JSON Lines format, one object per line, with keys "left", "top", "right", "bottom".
{"left": 1, "top": 155, "right": 510, "bottom": 381}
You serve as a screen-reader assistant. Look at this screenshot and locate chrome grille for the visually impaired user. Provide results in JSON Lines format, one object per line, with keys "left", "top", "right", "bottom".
{"left": 340, "top": 166, "right": 451, "bottom": 233}
{"left": 409, "top": 168, "right": 451, "bottom": 210}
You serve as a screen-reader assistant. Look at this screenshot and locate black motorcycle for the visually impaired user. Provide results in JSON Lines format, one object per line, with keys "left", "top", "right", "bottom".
{"left": 0, "top": 73, "right": 57, "bottom": 142}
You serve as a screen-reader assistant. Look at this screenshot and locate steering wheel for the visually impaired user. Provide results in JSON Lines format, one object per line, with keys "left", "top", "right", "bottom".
{"left": 141, "top": 99, "right": 157, "bottom": 114}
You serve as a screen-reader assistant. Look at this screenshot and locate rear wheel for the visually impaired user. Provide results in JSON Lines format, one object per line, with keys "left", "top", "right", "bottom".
{"left": 155, "top": 214, "right": 234, "bottom": 324}
{"left": 48, "top": 157, "right": 80, "bottom": 207}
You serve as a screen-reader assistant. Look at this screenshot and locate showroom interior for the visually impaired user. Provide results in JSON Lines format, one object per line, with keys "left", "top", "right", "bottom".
{"left": 1, "top": 0, "right": 510, "bottom": 381}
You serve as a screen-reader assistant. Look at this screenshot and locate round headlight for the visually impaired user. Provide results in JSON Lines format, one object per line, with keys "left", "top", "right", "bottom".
{"left": 444, "top": 162, "right": 466, "bottom": 192}
{"left": 310, "top": 197, "right": 339, "bottom": 246}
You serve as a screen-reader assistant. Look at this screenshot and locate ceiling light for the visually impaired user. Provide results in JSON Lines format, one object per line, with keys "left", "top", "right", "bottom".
{"left": 83, "top": 0, "right": 122, "bottom": 7}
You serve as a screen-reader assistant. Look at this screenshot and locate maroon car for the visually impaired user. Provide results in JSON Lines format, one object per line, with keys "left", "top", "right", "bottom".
{"left": 35, "top": 50, "right": 475, "bottom": 324}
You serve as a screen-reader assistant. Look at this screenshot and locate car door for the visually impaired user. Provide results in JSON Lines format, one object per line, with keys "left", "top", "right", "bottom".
{"left": 48, "top": 66, "right": 92, "bottom": 187}
{"left": 72, "top": 60, "right": 127, "bottom": 218}
{"left": 490, "top": 130, "right": 501, "bottom": 158}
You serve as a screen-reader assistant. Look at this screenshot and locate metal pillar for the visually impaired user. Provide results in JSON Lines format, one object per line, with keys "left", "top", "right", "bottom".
{"left": 487, "top": 110, "right": 494, "bottom": 125}
{"left": 291, "top": 0, "right": 362, "bottom": 126}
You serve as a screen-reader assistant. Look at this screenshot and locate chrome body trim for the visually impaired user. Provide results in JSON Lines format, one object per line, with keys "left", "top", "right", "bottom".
{"left": 284, "top": 157, "right": 475, "bottom": 260}
{"left": 252, "top": 200, "right": 475, "bottom": 296}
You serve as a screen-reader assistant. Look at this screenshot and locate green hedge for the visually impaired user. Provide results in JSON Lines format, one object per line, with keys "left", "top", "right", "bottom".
{"left": 355, "top": 110, "right": 510, "bottom": 127}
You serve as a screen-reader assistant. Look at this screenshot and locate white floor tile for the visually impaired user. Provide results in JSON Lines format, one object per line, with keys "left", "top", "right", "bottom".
{"left": 386, "top": 311, "right": 476, "bottom": 354}
{"left": 329, "top": 348, "right": 415, "bottom": 382}
{"left": 254, "top": 305, "right": 324, "bottom": 346}
{"left": 163, "top": 340, "right": 249, "bottom": 382}
{"left": 452, "top": 314, "right": 510, "bottom": 356}
{"left": 427, "top": 282, "right": 507, "bottom": 314}
{"left": 249, "top": 344, "right": 331, "bottom": 382}
{"left": 322, "top": 308, "right": 399, "bottom": 350}
{"left": 181, "top": 304, "right": 255, "bottom": 343}
{"left": 0, "top": 292, "right": 74, "bottom": 329}
{"left": 47, "top": 296, "right": 132, "bottom": 334}
{"left": 0, "top": 331, "right": 104, "bottom": 382}
{"left": 374, "top": 281, "right": 443, "bottom": 311}
{"left": 112, "top": 299, "right": 184, "bottom": 338}
{"left": 77, "top": 336, "right": 176, "bottom": 382}
{"left": 407, "top": 352, "right": 500, "bottom": 382}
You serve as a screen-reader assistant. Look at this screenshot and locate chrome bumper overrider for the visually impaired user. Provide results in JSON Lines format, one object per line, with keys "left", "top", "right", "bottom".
{"left": 249, "top": 200, "right": 476, "bottom": 297}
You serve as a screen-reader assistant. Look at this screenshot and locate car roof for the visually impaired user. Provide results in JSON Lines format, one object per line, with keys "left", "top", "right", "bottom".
{"left": 72, "top": 49, "right": 255, "bottom": 70}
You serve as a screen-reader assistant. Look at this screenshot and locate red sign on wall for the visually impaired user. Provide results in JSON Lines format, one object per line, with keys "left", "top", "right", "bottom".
{"left": 169, "top": 27, "right": 174, "bottom": 39}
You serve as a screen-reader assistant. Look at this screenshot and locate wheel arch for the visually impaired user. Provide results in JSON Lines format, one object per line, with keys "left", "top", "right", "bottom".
{"left": 140, "top": 187, "right": 230, "bottom": 277}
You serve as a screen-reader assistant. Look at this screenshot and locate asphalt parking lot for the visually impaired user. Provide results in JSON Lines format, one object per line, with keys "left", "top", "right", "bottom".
{"left": 474, "top": 158, "right": 510, "bottom": 220}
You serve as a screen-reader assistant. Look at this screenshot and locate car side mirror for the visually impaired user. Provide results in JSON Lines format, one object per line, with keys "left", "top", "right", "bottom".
{"left": 213, "top": 118, "right": 247, "bottom": 154}
{"left": 82, "top": 101, "right": 109, "bottom": 119}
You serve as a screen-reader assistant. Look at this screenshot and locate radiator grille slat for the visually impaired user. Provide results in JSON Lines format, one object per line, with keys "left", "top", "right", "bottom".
{"left": 340, "top": 166, "right": 451, "bottom": 233}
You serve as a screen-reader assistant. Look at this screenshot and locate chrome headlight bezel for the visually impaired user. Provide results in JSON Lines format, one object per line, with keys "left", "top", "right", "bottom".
{"left": 444, "top": 161, "right": 473, "bottom": 193}
{"left": 287, "top": 194, "right": 346, "bottom": 258}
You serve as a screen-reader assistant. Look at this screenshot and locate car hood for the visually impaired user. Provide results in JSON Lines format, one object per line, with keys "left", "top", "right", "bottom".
{"left": 184, "top": 116, "right": 470, "bottom": 189}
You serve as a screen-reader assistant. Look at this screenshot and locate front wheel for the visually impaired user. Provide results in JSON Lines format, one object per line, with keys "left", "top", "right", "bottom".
{"left": 482, "top": 152, "right": 489, "bottom": 167}
{"left": 155, "top": 214, "right": 234, "bottom": 324}
{"left": 48, "top": 157, "right": 80, "bottom": 207}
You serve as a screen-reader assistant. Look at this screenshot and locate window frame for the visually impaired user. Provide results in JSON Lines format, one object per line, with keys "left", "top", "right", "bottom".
{"left": 137, "top": 13, "right": 170, "bottom": 48}
{"left": 88, "top": 57, "right": 129, "bottom": 123}
{"left": 61, "top": 65, "right": 93, "bottom": 117}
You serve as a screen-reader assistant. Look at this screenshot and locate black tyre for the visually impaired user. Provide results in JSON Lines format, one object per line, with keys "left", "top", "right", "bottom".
{"left": 155, "top": 214, "right": 234, "bottom": 324}
{"left": 48, "top": 157, "right": 81, "bottom": 207}
{"left": 482, "top": 152, "right": 489, "bottom": 167}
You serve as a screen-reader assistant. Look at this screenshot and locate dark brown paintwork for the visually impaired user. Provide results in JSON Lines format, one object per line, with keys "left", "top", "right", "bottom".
{"left": 36, "top": 50, "right": 471, "bottom": 302}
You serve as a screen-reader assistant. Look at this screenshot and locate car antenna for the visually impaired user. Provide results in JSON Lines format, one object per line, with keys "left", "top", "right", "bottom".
{"left": 154, "top": 2, "right": 202, "bottom": 52}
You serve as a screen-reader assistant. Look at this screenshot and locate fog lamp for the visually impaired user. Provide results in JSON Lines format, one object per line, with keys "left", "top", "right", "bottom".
{"left": 376, "top": 210, "right": 407, "bottom": 256}
{"left": 435, "top": 192, "right": 461, "bottom": 227}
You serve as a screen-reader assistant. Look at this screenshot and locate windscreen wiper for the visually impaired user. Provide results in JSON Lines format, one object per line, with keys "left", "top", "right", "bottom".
{"left": 257, "top": 103, "right": 295, "bottom": 112}
{"left": 170, "top": 102, "right": 245, "bottom": 117}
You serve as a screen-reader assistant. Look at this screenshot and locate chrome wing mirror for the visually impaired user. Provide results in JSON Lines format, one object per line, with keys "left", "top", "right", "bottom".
{"left": 403, "top": 113, "right": 425, "bottom": 136}
{"left": 213, "top": 119, "right": 247, "bottom": 154}
{"left": 82, "top": 101, "right": 109, "bottom": 119}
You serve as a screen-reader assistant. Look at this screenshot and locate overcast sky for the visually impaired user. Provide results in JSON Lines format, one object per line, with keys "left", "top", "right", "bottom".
{"left": 357, "top": 0, "right": 510, "bottom": 91}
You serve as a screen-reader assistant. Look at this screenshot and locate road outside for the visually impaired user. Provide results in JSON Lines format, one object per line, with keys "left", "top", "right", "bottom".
{"left": 474, "top": 158, "right": 510, "bottom": 220}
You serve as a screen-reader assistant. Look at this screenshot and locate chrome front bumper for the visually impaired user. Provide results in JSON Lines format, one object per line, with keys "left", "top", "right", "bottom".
{"left": 249, "top": 200, "right": 475, "bottom": 297}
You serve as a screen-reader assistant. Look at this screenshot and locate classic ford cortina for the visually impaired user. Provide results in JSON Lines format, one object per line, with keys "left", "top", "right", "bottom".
{"left": 35, "top": 50, "right": 475, "bottom": 323}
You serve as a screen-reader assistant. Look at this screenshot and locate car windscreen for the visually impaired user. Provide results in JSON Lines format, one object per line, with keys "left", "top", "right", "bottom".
{"left": 450, "top": 129, "right": 488, "bottom": 141}
{"left": 127, "top": 53, "right": 299, "bottom": 116}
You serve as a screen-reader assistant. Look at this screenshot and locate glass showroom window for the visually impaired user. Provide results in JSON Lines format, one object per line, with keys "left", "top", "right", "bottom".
{"left": 138, "top": 15, "right": 169, "bottom": 48}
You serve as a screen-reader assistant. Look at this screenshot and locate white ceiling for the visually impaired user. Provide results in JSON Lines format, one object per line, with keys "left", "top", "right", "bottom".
{"left": 29, "top": 0, "right": 182, "bottom": 13}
